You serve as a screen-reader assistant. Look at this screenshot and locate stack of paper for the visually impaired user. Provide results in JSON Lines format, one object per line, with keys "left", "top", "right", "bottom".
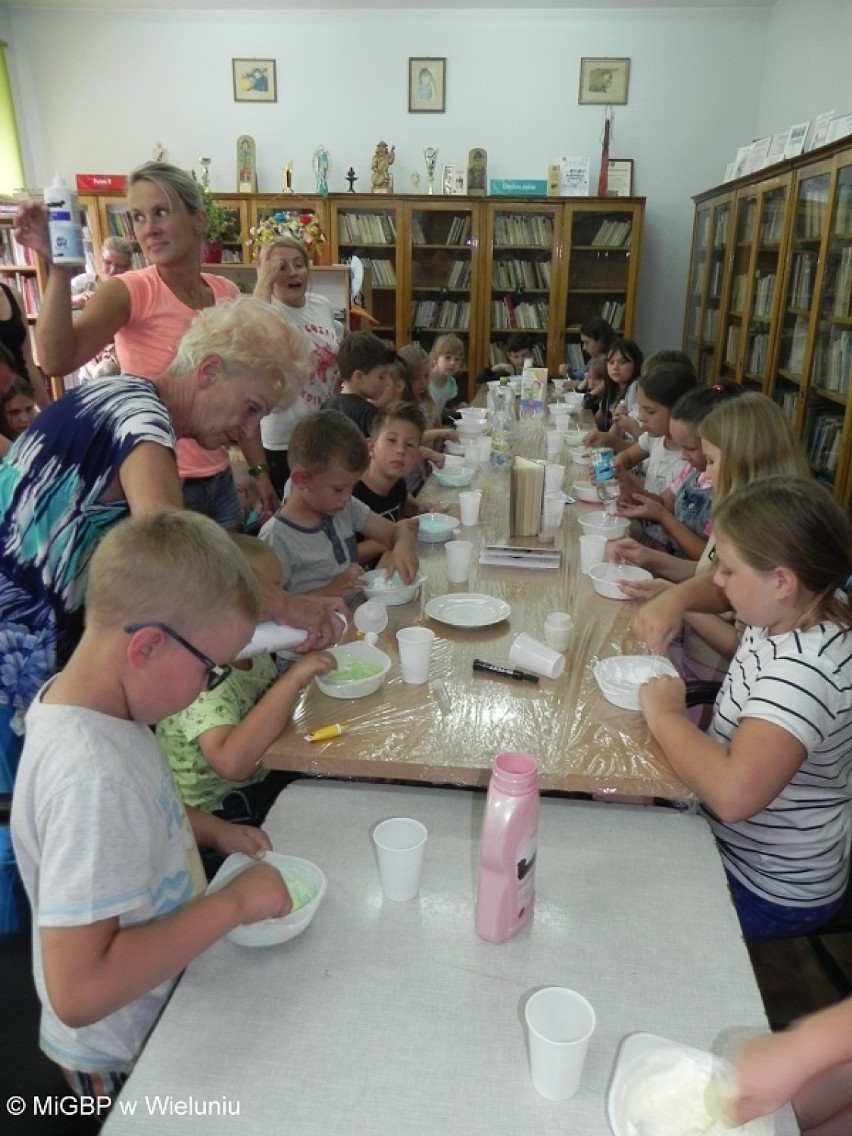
{"left": 509, "top": 456, "right": 545, "bottom": 537}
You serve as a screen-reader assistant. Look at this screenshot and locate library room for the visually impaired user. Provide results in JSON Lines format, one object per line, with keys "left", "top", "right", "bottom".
{"left": 1, "top": 2, "right": 852, "bottom": 1134}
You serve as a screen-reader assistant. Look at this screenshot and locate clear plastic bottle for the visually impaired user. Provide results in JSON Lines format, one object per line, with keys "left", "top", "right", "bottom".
{"left": 44, "top": 173, "right": 85, "bottom": 266}
{"left": 475, "top": 751, "right": 539, "bottom": 943}
{"left": 490, "top": 377, "right": 514, "bottom": 471}
{"left": 591, "top": 446, "right": 621, "bottom": 514}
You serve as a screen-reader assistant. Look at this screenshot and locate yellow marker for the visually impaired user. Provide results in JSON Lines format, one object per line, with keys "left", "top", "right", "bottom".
{"left": 305, "top": 723, "right": 345, "bottom": 743}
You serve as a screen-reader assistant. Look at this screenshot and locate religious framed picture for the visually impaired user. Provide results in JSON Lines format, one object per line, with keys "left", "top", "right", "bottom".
{"left": 441, "top": 164, "right": 467, "bottom": 195}
{"left": 578, "top": 57, "right": 630, "bottom": 106}
{"left": 232, "top": 58, "right": 277, "bottom": 103}
{"left": 606, "top": 159, "right": 634, "bottom": 197}
{"left": 409, "top": 57, "right": 446, "bottom": 114}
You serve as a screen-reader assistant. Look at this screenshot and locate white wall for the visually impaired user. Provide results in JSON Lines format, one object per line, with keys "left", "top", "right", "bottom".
{"left": 4, "top": 5, "right": 777, "bottom": 352}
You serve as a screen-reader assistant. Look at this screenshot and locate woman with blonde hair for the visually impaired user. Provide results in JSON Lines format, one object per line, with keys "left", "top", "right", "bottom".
{"left": 13, "top": 161, "right": 276, "bottom": 527}
{"left": 253, "top": 232, "right": 341, "bottom": 494}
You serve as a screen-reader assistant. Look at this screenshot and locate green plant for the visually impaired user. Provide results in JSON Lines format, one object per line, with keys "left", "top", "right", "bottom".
{"left": 191, "top": 169, "right": 236, "bottom": 244}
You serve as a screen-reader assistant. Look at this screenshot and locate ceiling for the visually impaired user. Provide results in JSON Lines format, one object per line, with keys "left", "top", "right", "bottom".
{"left": 3, "top": 0, "right": 777, "bottom": 11}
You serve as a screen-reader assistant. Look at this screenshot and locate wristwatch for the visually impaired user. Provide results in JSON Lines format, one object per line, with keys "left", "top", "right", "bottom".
{"left": 248, "top": 463, "right": 271, "bottom": 478}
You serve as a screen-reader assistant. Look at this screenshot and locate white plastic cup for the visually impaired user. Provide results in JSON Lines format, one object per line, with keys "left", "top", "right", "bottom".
{"left": 396, "top": 626, "right": 435, "bottom": 684}
{"left": 543, "top": 463, "right": 565, "bottom": 493}
{"left": 443, "top": 454, "right": 465, "bottom": 473}
{"left": 546, "top": 431, "right": 563, "bottom": 461}
{"left": 542, "top": 492, "right": 564, "bottom": 530}
{"left": 463, "top": 441, "right": 480, "bottom": 470}
{"left": 445, "top": 539, "right": 473, "bottom": 584}
{"left": 372, "top": 817, "right": 427, "bottom": 901}
{"left": 524, "top": 987, "right": 596, "bottom": 1100}
{"left": 458, "top": 491, "right": 482, "bottom": 526}
{"left": 544, "top": 612, "right": 574, "bottom": 651}
{"left": 579, "top": 533, "right": 607, "bottom": 575}
{"left": 478, "top": 435, "right": 492, "bottom": 464}
{"left": 508, "top": 632, "right": 566, "bottom": 680}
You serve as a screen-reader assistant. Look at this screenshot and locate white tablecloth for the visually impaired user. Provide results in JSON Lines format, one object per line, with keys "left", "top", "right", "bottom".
{"left": 104, "top": 781, "right": 798, "bottom": 1135}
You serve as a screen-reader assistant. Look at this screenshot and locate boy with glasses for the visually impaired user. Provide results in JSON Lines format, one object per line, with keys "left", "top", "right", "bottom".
{"left": 11, "top": 511, "right": 293, "bottom": 1103}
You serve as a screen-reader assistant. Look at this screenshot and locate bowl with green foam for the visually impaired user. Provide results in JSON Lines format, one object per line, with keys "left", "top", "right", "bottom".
{"left": 315, "top": 641, "right": 392, "bottom": 699}
{"left": 207, "top": 853, "right": 327, "bottom": 947}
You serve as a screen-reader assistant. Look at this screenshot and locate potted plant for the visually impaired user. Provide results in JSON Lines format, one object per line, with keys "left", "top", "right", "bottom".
{"left": 191, "top": 167, "right": 236, "bottom": 263}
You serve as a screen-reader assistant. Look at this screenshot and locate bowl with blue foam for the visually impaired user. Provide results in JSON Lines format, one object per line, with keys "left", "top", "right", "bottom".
{"left": 207, "top": 852, "right": 327, "bottom": 947}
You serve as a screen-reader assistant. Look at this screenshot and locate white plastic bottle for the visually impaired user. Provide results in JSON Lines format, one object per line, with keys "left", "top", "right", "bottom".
{"left": 45, "top": 173, "right": 85, "bottom": 266}
{"left": 474, "top": 751, "right": 539, "bottom": 942}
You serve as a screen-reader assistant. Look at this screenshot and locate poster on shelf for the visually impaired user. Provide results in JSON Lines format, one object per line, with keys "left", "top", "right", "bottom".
{"left": 559, "top": 156, "right": 590, "bottom": 197}
{"left": 783, "top": 122, "right": 810, "bottom": 160}
{"left": 809, "top": 110, "right": 836, "bottom": 150}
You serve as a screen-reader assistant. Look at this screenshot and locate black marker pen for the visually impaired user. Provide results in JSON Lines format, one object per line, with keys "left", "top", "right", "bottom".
{"left": 473, "top": 659, "right": 540, "bottom": 684}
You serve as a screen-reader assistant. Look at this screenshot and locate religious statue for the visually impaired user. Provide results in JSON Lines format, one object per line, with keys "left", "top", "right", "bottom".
{"left": 152, "top": 140, "right": 168, "bottom": 163}
{"left": 237, "top": 135, "right": 257, "bottom": 193}
{"left": 345, "top": 167, "right": 358, "bottom": 193}
{"left": 410, "top": 171, "right": 421, "bottom": 193}
{"left": 282, "top": 162, "right": 294, "bottom": 194}
{"left": 371, "top": 141, "right": 395, "bottom": 194}
{"left": 423, "top": 147, "right": 438, "bottom": 196}
{"left": 313, "top": 145, "right": 330, "bottom": 196}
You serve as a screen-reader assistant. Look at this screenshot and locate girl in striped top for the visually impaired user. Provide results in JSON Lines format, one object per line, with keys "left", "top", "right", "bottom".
{"left": 639, "top": 476, "right": 852, "bottom": 941}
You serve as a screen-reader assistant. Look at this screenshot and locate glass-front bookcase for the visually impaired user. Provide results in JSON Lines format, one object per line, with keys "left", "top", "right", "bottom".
{"left": 330, "top": 197, "right": 402, "bottom": 343}
{"left": 683, "top": 195, "right": 732, "bottom": 382}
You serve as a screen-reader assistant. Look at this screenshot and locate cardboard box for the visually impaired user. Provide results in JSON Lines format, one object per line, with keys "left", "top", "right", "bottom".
{"left": 75, "top": 174, "right": 127, "bottom": 193}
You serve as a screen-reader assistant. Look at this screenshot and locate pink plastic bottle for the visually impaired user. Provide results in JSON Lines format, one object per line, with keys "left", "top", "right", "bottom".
{"left": 475, "top": 751, "right": 539, "bottom": 943}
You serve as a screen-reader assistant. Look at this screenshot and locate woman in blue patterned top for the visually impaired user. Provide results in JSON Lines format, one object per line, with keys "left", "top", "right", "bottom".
{"left": 0, "top": 296, "right": 313, "bottom": 793}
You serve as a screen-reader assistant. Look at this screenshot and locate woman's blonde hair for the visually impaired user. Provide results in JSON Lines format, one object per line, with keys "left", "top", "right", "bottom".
{"left": 269, "top": 233, "right": 312, "bottom": 286}
{"left": 699, "top": 392, "right": 810, "bottom": 505}
{"left": 86, "top": 511, "right": 260, "bottom": 630}
{"left": 127, "top": 161, "right": 203, "bottom": 216}
{"left": 713, "top": 476, "right": 852, "bottom": 628}
{"left": 169, "top": 296, "right": 313, "bottom": 409}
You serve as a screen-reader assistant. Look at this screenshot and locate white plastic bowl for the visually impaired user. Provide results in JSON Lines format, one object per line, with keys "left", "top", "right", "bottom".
{"left": 456, "top": 421, "right": 488, "bottom": 439}
{"left": 417, "top": 512, "right": 461, "bottom": 543}
{"left": 589, "top": 562, "right": 652, "bottom": 599}
{"left": 315, "top": 641, "right": 391, "bottom": 698}
{"left": 578, "top": 511, "right": 630, "bottom": 539}
{"left": 207, "top": 853, "right": 327, "bottom": 947}
{"left": 457, "top": 407, "right": 488, "bottom": 421}
{"left": 548, "top": 402, "right": 572, "bottom": 416}
{"left": 573, "top": 480, "right": 600, "bottom": 503}
{"left": 362, "top": 569, "right": 427, "bottom": 606}
{"left": 563, "top": 392, "right": 585, "bottom": 411}
{"left": 594, "top": 655, "right": 679, "bottom": 710}
{"left": 433, "top": 466, "right": 476, "bottom": 488}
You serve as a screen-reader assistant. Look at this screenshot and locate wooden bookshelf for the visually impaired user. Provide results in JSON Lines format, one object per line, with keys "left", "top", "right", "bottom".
{"left": 684, "top": 135, "right": 852, "bottom": 505}
{"left": 81, "top": 190, "right": 645, "bottom": 398}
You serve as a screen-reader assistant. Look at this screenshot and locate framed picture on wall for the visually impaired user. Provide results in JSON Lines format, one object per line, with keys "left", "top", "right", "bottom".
{"left": 578, "top": 57, "right": 630, "bottom": 105}
{"left": 409, "top": 57, "right": 446, "bottom": 113}
{"left": 232, "top": 58, "right": 277, "bottom": 103}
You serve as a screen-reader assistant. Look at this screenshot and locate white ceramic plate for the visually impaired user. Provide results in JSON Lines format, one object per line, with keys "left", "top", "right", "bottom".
{"left": 417, "top": 512, "right": 461, "bottom": 543}
{"left": 594, "top": 655, "right": 678, "bottom": 710}
{"left": 425, "top": 593, "right": 511, "bottom": 629}
{"left": 608, "top": 1032, "right": 774, "bottom": 1136}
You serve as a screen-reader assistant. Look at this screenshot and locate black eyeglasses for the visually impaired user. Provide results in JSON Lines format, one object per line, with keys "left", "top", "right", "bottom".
{"left": 124, "top": 621, "right": 232, "bottom": 691}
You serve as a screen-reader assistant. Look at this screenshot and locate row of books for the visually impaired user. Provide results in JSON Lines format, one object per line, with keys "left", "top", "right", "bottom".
{"left": 783, "top": 315, "right": 809, "bottom": 375}
{"left": 491, "top": 258, "right": 551, "bottom": 290}
{"left": 589, "top": 219, "right": 632, "bottom": 248}
{"left": 775, "top": 388, "right": 799, "bottom": 425}
{"left": 410, "top": 299, "right": 470, "bottom": 328}
{"left": 835, "top": 183, "right": 852, "bottom": 237}
{"left": 337, "top": 212, "right": 397, "bottom": 245}
{"left": 760, "top": 205, "right": 785, "bottom": 245}
{"left": 714, "top": 210, "right": 729, "bottom": 248}
{"left": 445, "top": 259, "right": 472, "bottom": 288}
{"left": 599, "top": 299, "right": 626, "bottom": 326}
{"left": 746, "top": 331, "right": 768, "bottom": 375}
{"left": 795, "top": 189, "right": 828, "bottom": 241}
{"left": 7, "top": 273, "right": 41, "bottom": 316}
{"left": 812, "top": 330, "right": 852, "bottom": 395}
{"left": 434, "top": 214, "right": 472, "bottom": 246}
{"left": 752, "top": 273, "right": 777, "bottom": 320}
{"left": 491, "top": 297, "right": 549, "bottom": 330}
{"left": 362, "top": 257, "right": 396, "bottom": 286}
{"left": 806, "top": 411, "right": 843, "bottom": 475}
{"left": 107, "top": 206, "right": 135, "bottom": 241}
{"left": 729, "top": 274, "right": 747, "bottom": 314}
{"left": 787, "top": 253, "right": 817, "bottom": 310}
{"left": 493, "top": 214, "right": 553, "bottom": 248}
{"left": 0, "top": 229, "right": 35, "bottom": 267}
{"left": 830, "top": 246, "right": 852, "bottom": 318}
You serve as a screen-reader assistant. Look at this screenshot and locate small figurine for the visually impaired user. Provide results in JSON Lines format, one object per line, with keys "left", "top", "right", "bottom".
{"left": 371, "top": 141, "right": 395, "bottom": 194}
{"left": 423, "top": 147, "right": 438, "bottom": 195}
{"left": 283, "top": 162, "right": 294, "bottom": 194}
{"left": 313, "top": 145, "right": 330, "bottom": 196}
{"left": 152, "top": 140, "right": 168, "bottom": 162}
{"left": 237, "top": 135, "right": 257, "bottom": 193}
{"left": 410, "top": 171, "right": 421, "bottom": 193}
{"left": 345, "top": 167, "right": 358, "bottom": 193}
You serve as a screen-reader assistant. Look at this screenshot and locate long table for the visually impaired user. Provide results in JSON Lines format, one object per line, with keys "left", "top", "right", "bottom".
{"left": 263, "top": 418, "right": 693, "bottom": 802}
{"left": 103, "top": 781, "right": 798, "bottom": 1135}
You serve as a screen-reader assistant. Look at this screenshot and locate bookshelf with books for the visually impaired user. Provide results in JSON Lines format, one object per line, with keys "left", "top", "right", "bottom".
{"left": 330, "top": 196, "right": 402, "bottom": 344}
{"left": 686, "top": 135, "right": 852, "bottom": 505}
{"left": 682, "top": 193, "right": 733, "bottom": 382}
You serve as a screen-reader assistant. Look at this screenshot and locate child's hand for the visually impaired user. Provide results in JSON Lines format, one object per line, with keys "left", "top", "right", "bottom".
{"left": 617, "top": 577, "right": 672, "bottom": 602}
{"left": 583, "top": 428, "right": 604, "bottom": 447}
{"left": 609, "top": 536, "right": 647, "bottom": 565}
{"left": 329, "top": 564, "right": 365, "bottom": 599}
{"left": 224, "top": 861, "right": 293, "bottom": 925}
{"left": 731, "top": 1030, "right": 805, "bottom": 1125}
{"left": 618, "top": 493, "right": 663, "bottom": 522}
{"left": 378, "top": 542, "right": 418, "bottom": 585}
{"left": 638, "top": 673, "right": 686, "bottom": 720}
{"left": 213, "top": 821, "right": 273, "bottom": 859}
{"left": 288, "top": 650, "right": 336, "bottom": 685}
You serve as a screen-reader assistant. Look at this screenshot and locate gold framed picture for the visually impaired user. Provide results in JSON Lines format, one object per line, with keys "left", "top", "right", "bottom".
{"left": 232, "top": 58, "right": 277, "bottom": 103}
{"left": 409, "top": 57, "right": 446, "bottom": 114}
{"left": 578, "top": 57, "right": 630, "bottom": 106}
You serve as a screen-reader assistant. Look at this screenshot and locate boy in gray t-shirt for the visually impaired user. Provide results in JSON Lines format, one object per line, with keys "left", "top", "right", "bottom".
{"left": 258, "top": 409, "right": 419, "bottom": 602}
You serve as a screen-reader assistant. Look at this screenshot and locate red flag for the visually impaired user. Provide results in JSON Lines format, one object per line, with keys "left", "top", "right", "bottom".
{"left": 598, "top": 110, "right": 612, "bottom": 197}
